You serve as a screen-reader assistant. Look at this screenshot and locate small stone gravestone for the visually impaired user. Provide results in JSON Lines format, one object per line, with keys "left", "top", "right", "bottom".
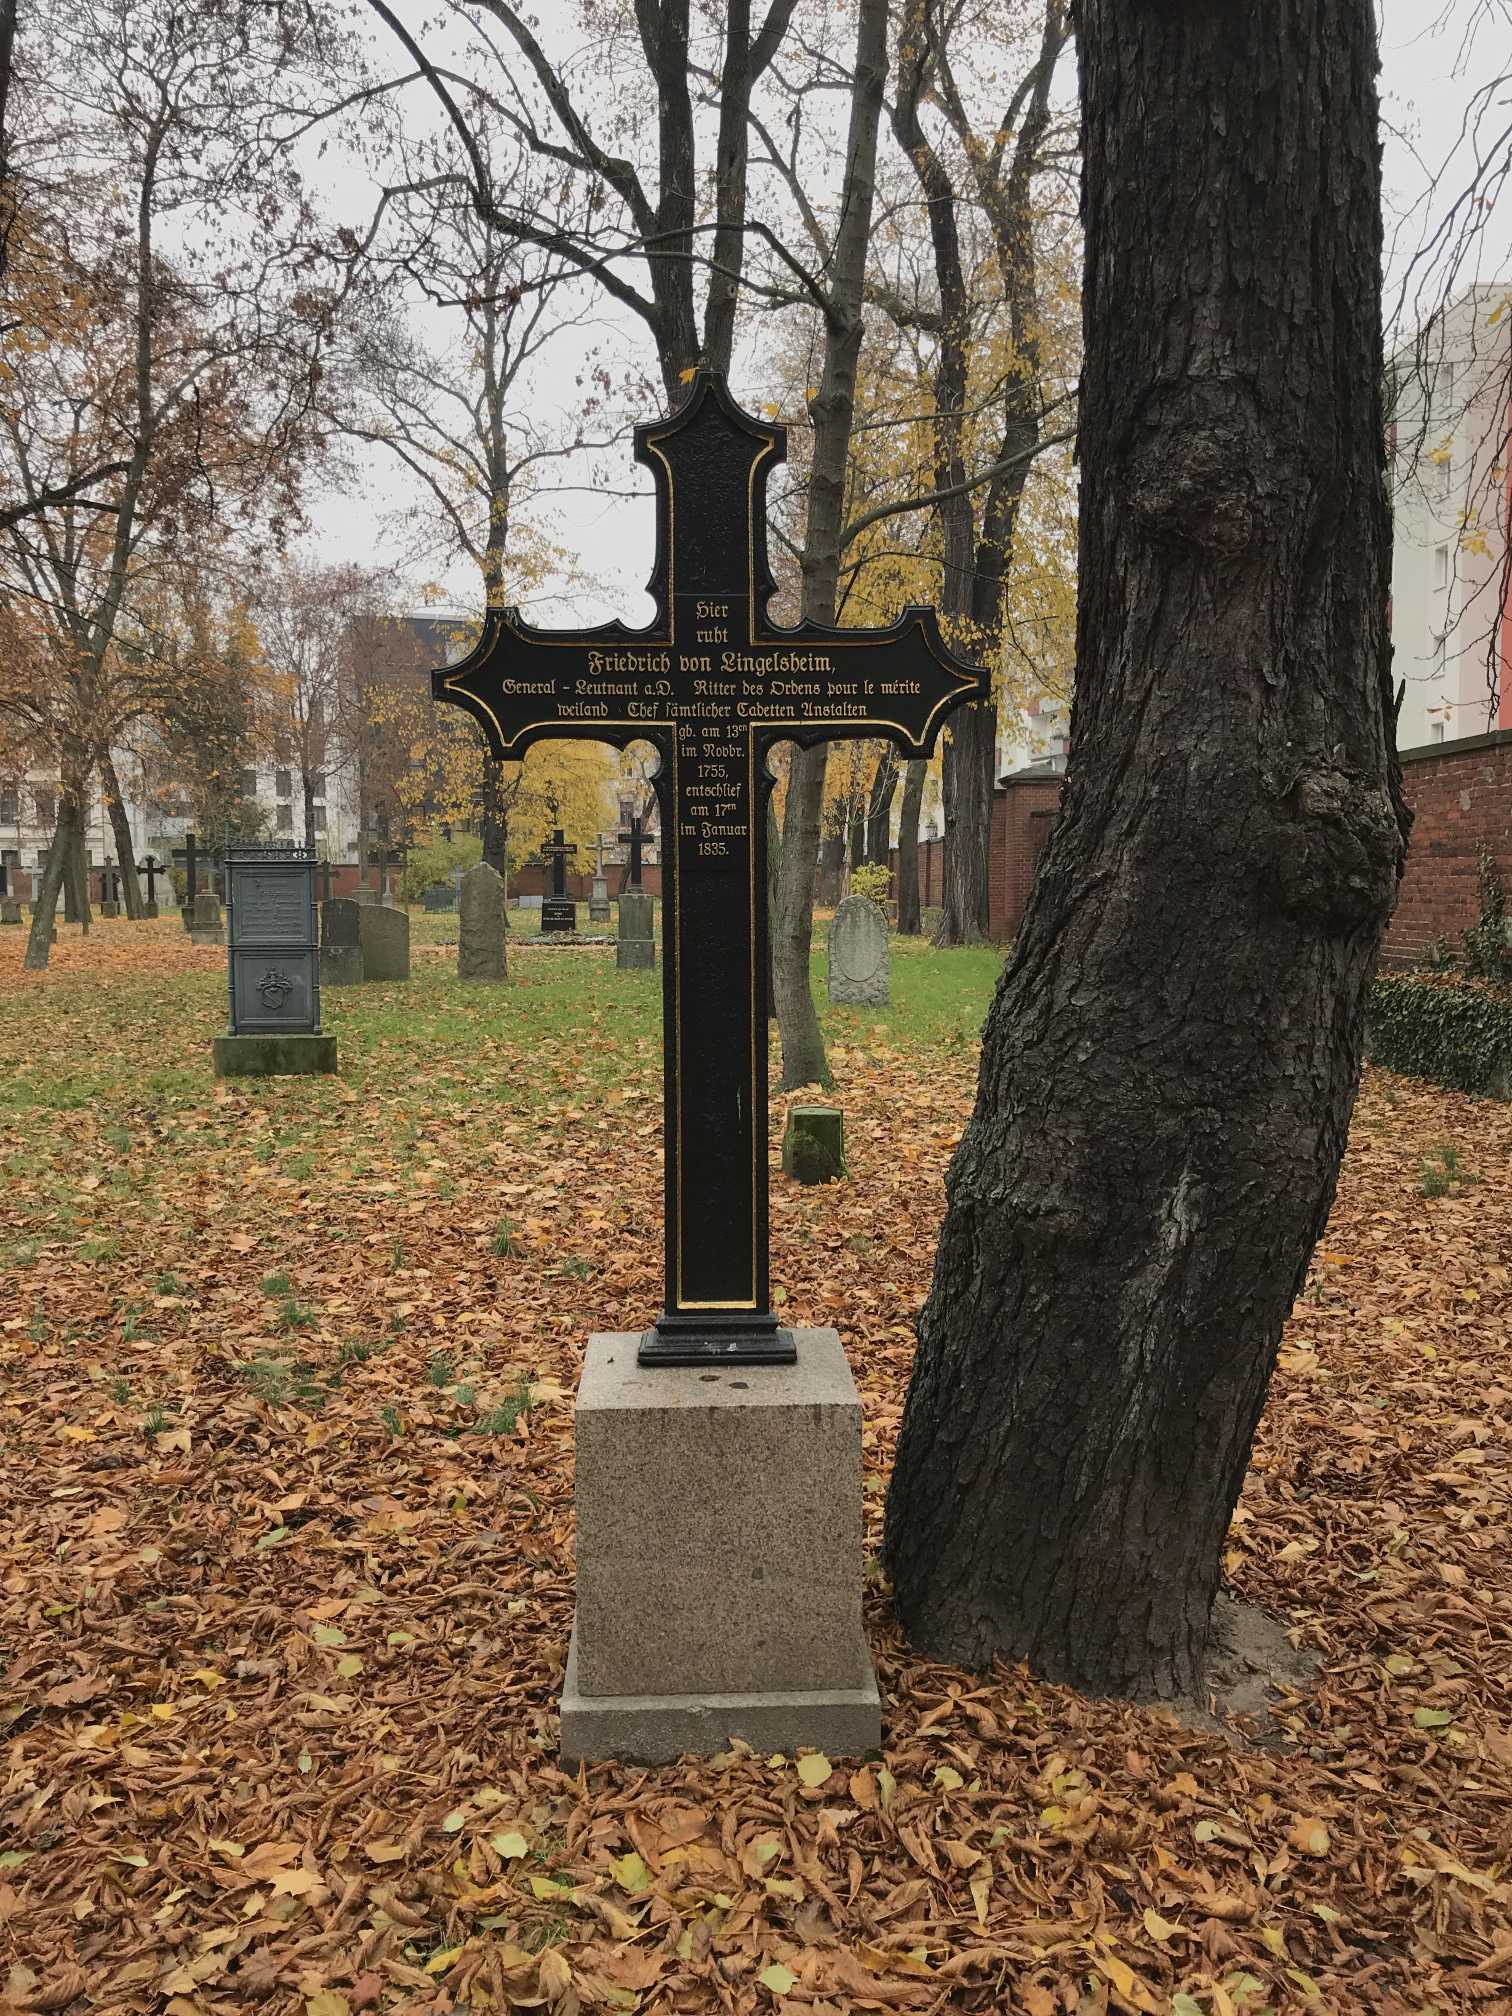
{"left": 189, "top": 889, "right": 223, "bottom": 945}
{"left": 589, "top": 874, "right": 612, "bottom": 925}
{"left": 919, "top": 904, "right": 944, "bottom": 940}
{"left": 783, "top": 1106, "right": 846, "bottom": 1183}
{"left": 616, "top": 889, "right": 655, "bottom": 970}
{"left": 458, "top": 862, "right": 506, "bottom": 981}
{"left": 828, "top": 895, "right": 889, "bottom": 1005}
{"left": 320, "top": 898, "right": 363, "bottom": 986}
{"left": 0, "top": 898, "right": 20, "bottom": 926}
{"left": 358, "top": 902, "right": 410, "bottom": 982}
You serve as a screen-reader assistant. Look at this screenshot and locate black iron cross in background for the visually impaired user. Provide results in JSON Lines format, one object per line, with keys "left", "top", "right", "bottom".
{"left": 618, "top": 815, "right": 645, "bottom": 892}
{"left": 137, "top": 856, "right": 163, "bottom": 904}
{"left": 434, "top": 373, "right": 987, "bottom": 1365}
{"left": 540, "top": 828, "right": 576, "bottom": 898}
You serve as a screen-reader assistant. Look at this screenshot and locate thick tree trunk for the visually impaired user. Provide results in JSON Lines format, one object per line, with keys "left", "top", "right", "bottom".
{"left": 865, "top": 745, "right": 897, "bottom": 866}
{"left": 895, "top": 758, "right": 925, "bottom": 934}
{"left": 24, "top": 785, "right": 85, "bottom": 969}
{"left": 937, "top": 703, "right": 995, "bottom": 942}
{"left": 302, "top": 773, "right": 317, "bottom": 851}
{"left": 481, "top": 762, "right": 506, "bottom": 874}
{"left": 773, "top": 743, "right": 831, "bottom": 1089}
{"left": 67, "top": 819, "right": 91, "bottom": 931}
{"left": 885, "top": 0, "right": 1409, "bottom": 1699}
{"left": 100, "top": 752, "right": 143, "bottom": 918}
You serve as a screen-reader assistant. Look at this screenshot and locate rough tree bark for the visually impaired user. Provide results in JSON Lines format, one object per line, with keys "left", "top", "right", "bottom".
{"left": 24, "top": 781, "right": 86, "bottom": 968}
{"left": 100, "top": 751, "right": 143, "bottom": 917}
{"left": 895, "top": 756, "right": 926, "bottom": 933}
{"left": 885, "top": 0, "right": 1410, "bottom": 1698}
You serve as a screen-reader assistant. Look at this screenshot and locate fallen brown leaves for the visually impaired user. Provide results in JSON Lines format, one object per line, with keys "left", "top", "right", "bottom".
{"left": 1, "top": 920, "right": 1510, "bottom": 2016}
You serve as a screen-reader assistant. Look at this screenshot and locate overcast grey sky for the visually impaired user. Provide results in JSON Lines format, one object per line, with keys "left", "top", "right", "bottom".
{"left": 303, "top": 0, "right": 1512, "bottom": 623}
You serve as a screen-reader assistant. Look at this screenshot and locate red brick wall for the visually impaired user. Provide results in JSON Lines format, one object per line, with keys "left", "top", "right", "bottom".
{"left": 1382, "top": 728, "right": 1512, "bottom": 966}
{"left": 883, "top": 787, "right": 1060, "bottom": 938}
{"left": 992, "top": 777, "right": 1062, "bottom": 941}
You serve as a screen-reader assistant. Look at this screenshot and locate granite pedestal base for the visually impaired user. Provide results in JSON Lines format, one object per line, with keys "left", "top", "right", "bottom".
{"left": 213, "top": 1033, "right": 338, "bottom": 1076}
{"left": 560, "top": 1328, "right": 880, "bottom": 1764}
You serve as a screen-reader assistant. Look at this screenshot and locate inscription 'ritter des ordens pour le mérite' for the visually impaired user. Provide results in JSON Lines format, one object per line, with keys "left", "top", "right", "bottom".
{"left": 432, "top": 373, "right": 987, "bottom": 1366}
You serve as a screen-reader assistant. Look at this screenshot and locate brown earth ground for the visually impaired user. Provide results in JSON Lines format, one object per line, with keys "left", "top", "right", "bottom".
{"left": 1, "top": 919, "right": 1509, "bottom": 2016}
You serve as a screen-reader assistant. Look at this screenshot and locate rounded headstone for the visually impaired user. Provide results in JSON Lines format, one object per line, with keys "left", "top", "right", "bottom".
{"left": 827, "top": 895, "right": 889, "bottom": 1005}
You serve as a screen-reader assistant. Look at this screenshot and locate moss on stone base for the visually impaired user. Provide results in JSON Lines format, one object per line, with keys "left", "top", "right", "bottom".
{"left": 782, "top": 1105, "right": 845, "bottom": 1184}
{"left": 213, "top": 1033, "right": 338, "bottom": 1077}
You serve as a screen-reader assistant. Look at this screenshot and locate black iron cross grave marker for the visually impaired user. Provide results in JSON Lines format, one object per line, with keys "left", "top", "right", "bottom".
{"left": 539, "top": 828, "right": 578, "bottom": 935}
{"left": 434, "top": 373, "right": 987, "bottom": 1365}
{"left": 137, "top": 855, "right": 164, "bottom": 907}
{"left": 618, "top": 814, "right": 645, "bottom": 893}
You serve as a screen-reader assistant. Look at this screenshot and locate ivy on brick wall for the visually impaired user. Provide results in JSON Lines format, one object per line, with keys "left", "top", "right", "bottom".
{"left": 1369, "top": 973, "right": 1512, "bottom": 1096}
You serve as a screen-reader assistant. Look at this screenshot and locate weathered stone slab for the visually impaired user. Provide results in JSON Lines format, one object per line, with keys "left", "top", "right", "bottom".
{"left": 616, "top": 890, "right": 655, "bottom": 970}
{"left": 189, "top": 891, "right": 223, "bottom": 946}
{"left": 213, "top": 1032, "right": 338, "bottom": 1077}
{"left": 567, "top": 1328, "right": 878, "bottom": 1763}
{"left": 358, "top": 902, "right": 410, "bottom": 982}
{"left": 560, "top": 1623, "right": 879, "bottom": 1767}
{"left": 458, "top": 862, "right": 506, "bottom": 981}
{"left": 589, "top": 875, "right": 612, "bottom": 925}
{"left": 827, "top": 894, "right": 889, "bottom": 1005}
{"left": 320, "top": 898, "right": 363, "bottom": 986}
{"left": 0, "top": 899, "right": 21, "bottom": 926}
{"left": 782, "top": 1105, "right": 846, "bottom": 1184}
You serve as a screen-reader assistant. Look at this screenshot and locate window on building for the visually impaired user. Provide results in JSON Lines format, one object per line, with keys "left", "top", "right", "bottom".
{"left": 313, "top": 806, "right": 327, "bottom": 833}
{"left": 35, "top": 849, "right": 48, "bottom": 871}
{"left": 312, "top": 773, "right": 326, "bottom": 799}
{"left": 32, "top": 787, "right": 55, "bottom": 827}
{"left": 1430, "top": 721, "right": 1446, "bottom": 743}
{"left": 1433, "top": 545, "right": 1449, "bottom": 589}
{"left": 0, "top": 782, "right": 17, "bottom": 823}
{"left": 240, "top": 768, "right": 258, "bottom": 798}
{"left": 275, "top": 768, "right": 292, "bottom": 799}
{"left": 276, "top": 804, "right": 293, "bottom": 831}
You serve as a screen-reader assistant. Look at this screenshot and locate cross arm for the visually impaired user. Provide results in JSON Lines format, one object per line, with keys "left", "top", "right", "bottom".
{"left": 433, "top": 607, "right": 675, "bottom": 762}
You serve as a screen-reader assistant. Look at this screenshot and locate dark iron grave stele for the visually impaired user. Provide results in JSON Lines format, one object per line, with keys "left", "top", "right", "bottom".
{"left": 214, "top": 841, "right": 336, "bottom": 1076}
{"left": 434, "top": 373, "right": 985, "bottom": 1366}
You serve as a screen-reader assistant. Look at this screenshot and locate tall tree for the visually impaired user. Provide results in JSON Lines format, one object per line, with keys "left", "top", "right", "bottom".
{"left": 884, "top": 0, "right": 1071, "bottom": 945}
{"left": 1, "top": 0, "right": 321, "bottom": 962}
{"left": 885, "top": 0, "right": 1410, "bottom": 1696}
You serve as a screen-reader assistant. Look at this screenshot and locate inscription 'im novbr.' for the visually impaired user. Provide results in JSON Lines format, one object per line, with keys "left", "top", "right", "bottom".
{"left": 431, "top": 373, "right": 987, "bottom": 1361}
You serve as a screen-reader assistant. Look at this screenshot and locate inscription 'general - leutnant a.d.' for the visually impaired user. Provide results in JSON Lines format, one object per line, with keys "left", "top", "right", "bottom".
{"left": 432, "top": 374, "right": 986, "bottom": 1362}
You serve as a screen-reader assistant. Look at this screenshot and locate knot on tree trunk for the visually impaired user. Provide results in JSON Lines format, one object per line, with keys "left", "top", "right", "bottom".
{"left": 1264, "top": 767, "right": 1404, "bottom": 931}
{"left": 1124, "top": 392, "right": 1273, "bottom": 558}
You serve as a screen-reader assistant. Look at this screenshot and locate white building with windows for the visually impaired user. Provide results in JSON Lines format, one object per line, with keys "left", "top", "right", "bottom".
{"left": 1389, "top": 283, "right": 1512, "bottom": 748}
